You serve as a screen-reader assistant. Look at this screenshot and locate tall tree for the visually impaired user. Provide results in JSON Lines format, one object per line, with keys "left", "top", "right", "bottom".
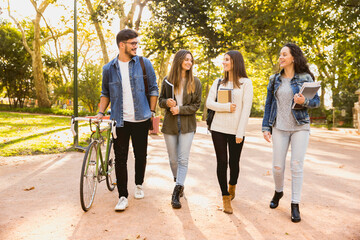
{"left": 7, "top": 0, "right": 70, "bottom": 108}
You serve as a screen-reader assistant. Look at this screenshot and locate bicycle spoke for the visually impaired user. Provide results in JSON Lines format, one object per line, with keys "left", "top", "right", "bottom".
{"left": 106, "top": 139, "right": 117, "bottom": 191}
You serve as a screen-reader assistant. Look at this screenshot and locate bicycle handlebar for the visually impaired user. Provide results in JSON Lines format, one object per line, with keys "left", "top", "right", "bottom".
{"left": 71, "top": 116, "right": 117, "bottom": 139}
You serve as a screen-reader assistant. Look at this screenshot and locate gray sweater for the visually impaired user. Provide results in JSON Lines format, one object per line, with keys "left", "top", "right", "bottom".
{"left": 274, "top": 76, "right": 310, "bottom": 131}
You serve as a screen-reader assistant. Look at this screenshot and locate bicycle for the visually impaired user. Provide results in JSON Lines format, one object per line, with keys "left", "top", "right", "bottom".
{"left": 71, "top": 116, "right": 117, "bottom": 212}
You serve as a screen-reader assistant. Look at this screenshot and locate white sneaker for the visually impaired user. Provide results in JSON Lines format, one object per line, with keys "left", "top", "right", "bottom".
{"left": 134, "top": 185, "right": 144, "bottom": 199}
{"left": 114, "top": 196, "right": 128, "bottom": 211}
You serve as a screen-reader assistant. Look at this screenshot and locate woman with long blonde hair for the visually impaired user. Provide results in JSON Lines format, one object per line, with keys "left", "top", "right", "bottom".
{"left": 159, "top": 50, "right": 202, "bottom": 209}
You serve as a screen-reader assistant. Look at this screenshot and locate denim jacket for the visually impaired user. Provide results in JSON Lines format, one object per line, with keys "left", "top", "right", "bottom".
{"left": 101, "top": 55, "right": 159, "bottom": 127}
{"left": 262, "top": 72, "right": 320, "bottom": 133}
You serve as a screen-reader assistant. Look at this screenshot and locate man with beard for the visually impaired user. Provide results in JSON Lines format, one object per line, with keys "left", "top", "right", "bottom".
{"left": 96, "top": 29, "right": 158, "bottom": 211}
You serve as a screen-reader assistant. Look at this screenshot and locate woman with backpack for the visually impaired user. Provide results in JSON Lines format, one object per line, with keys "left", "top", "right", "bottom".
{"left": 206, "top": 50, "right": 253, "bottom": 214}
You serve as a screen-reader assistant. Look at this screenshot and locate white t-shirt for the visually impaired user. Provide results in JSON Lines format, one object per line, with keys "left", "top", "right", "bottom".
{"left": 118, "top": 60, "right": 137, "bottom": 122}
{"left": 175, "top": 88, "right": 184, "bottom": 107}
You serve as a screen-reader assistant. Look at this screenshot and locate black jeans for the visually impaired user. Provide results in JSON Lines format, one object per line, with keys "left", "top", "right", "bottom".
{"left": 113, "top": 120, "right": 150, "bottom": 198}
{"left": 211, "top": 130, "right": 245, "bottom": 196}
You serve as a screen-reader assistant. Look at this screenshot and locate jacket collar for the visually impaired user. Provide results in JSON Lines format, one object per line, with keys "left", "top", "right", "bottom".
{"left": 277, "top": 69, "right": 299, "bottom": 80}
{"left": 111, "top": 54, "right": 138, "bottom": 66}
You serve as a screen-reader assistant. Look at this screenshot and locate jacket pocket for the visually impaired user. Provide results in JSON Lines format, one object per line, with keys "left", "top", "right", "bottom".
{"left": 109, "top": 81, "right": 120, "bottom": 98}
{"left": 134, "top": 75, "right": 145, "bottom": 92}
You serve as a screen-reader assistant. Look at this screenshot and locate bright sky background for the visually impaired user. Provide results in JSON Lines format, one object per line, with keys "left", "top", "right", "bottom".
{"left": 1, "top": 0, "right": 152, "bottom": 57}
{"left": 2, "top": 0, "right": 72, "bottom": 25}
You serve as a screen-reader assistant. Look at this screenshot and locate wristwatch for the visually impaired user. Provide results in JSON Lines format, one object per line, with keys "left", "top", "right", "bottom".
{"left": 151, "top": 111, "right": 156, "bottom": 118}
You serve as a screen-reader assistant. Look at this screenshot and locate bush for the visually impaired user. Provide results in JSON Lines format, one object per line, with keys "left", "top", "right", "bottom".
{"left": 250, "top": 105, "right": 264, "bottom": 118}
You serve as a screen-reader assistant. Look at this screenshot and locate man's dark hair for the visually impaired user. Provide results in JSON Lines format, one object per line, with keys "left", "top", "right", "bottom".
{"left": 116, "top": 29, "right": 138, "bottom": 47}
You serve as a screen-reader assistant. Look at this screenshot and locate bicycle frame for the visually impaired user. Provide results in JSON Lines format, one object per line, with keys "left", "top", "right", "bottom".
{"left": 93, "top": 123, "right": 112, "bottom": 178}
{"left": 71, "top": 116, "right": 117, "bottom": 179}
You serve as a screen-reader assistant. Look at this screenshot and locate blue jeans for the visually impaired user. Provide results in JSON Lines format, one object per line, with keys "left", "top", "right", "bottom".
{"left": 272, "top": 127, "right": 310, "bottom": 203}
{"left": 163, "top": 131, "right": 195, "bottom": 186}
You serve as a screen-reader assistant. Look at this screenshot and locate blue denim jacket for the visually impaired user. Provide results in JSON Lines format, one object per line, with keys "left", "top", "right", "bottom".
{"left": 262, "top": 72, "right": 320, "bottom": 132}
{"left": 101, "top": 55, "right": 158, "bottom": 127}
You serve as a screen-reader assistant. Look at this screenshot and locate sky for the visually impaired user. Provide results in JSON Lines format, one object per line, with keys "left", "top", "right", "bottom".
{"left": 2, "top": 0, "right": 72, "bottom": 26}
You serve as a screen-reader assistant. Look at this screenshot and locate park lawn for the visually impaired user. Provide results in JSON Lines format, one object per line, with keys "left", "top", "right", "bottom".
{"left": 0, "top": 112, "right": 90, "bottom": 156}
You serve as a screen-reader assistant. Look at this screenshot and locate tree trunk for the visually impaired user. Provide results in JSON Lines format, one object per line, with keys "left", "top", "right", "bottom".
{"left": 9, "top": 0, "right": 52, "bottom": 108}
{"left": 319, "top": 71, "right": 326, "bottom": 108}
{"left": 202, "top": 58, "right": 211, "bottom": 121}
{"left": 118, "top": 0, "right": 140, "bottom": 30}
{"left": 135, "top": 1, "right": 149, "bottom": 31}
{"left": 85, "top": 0, "right": 109, "bottom": 64}
{"left": 33, "top": 11, "right": 51, "bottom": 108}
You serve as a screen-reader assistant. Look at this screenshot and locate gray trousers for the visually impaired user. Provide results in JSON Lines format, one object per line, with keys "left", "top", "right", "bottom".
{"left": 272, "top": 127, "right": 310, "bottom": 203}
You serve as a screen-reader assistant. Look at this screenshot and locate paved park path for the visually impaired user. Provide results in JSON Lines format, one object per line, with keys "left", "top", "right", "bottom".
{"left": 1, "top": 118, "right": 359, "bottom": 240}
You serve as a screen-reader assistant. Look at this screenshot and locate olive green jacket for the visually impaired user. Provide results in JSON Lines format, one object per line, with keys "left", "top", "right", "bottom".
{"left": 159, "top": 77, "right": 202, "bottom": 135}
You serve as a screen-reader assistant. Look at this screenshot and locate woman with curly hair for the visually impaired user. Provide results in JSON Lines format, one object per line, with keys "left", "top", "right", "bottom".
{"left": 262, "top": 43, "right": 320, "bottom": 222}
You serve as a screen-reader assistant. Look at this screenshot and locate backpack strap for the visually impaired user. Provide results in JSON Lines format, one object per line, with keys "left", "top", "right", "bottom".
{"left": 215, "top": 78, "right": 221, "bottom": 102}
{"left": 139, "top": 57, "right": 150, "bottom": 105}
{"left": 270, "top": 74, "right": 278, "bottom": 95}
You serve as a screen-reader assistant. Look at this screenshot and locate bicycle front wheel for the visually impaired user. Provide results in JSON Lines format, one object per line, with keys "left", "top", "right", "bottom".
{"left": 80, "top": 141, "right": 98, "bottom": 211}
{"left": 106, "top": 138, "right": 116, "bottom": 191}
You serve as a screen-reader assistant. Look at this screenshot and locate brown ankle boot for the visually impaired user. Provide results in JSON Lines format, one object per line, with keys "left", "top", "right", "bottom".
{"left": 222, "top": 195, "right": 233, "bottom": 214}
{"left": 228, "top": 184, "right": 236, "bottom": 200}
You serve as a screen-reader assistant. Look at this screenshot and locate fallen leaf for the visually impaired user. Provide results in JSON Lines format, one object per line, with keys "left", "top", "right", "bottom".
{"left": 24, "top": 186, "right": 35, "bottom": 191}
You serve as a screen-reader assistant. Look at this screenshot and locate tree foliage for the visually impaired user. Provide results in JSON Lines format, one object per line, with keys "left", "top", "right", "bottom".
{"left": 78, "top": 63, "right": 102, "bottom": 113}
{"left": 0, "top": 21, "right": 33, "bottom": 108}
{"left": 2, "top": 0, "right": 359, "bottom": 125}
{"left": 143, "top": 0, "right": 359, "bottom": 123}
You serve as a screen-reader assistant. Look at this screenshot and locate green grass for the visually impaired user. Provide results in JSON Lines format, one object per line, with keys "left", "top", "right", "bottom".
{"left": 0, "top": 112, "right": 92, "bottom": 156}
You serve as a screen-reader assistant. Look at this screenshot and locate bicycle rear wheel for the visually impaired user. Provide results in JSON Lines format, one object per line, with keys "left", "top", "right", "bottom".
{"left": 80, "top": 141, "right": 98, "bottom": 211}
{"left": 106, "top": 138, "right": 116, "bottom": 191}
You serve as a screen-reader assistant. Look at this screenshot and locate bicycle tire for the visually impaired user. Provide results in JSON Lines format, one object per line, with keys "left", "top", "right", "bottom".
{"left": 106, "top": 138, "right": 116, "bottom": 191}
{"left": 80, "top": 141, "right": 98, "bottom": 211}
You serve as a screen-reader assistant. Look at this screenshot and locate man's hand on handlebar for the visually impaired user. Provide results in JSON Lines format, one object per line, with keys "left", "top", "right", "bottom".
{"left": 95, "top": 112, "right": 104, "bottom": 122}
